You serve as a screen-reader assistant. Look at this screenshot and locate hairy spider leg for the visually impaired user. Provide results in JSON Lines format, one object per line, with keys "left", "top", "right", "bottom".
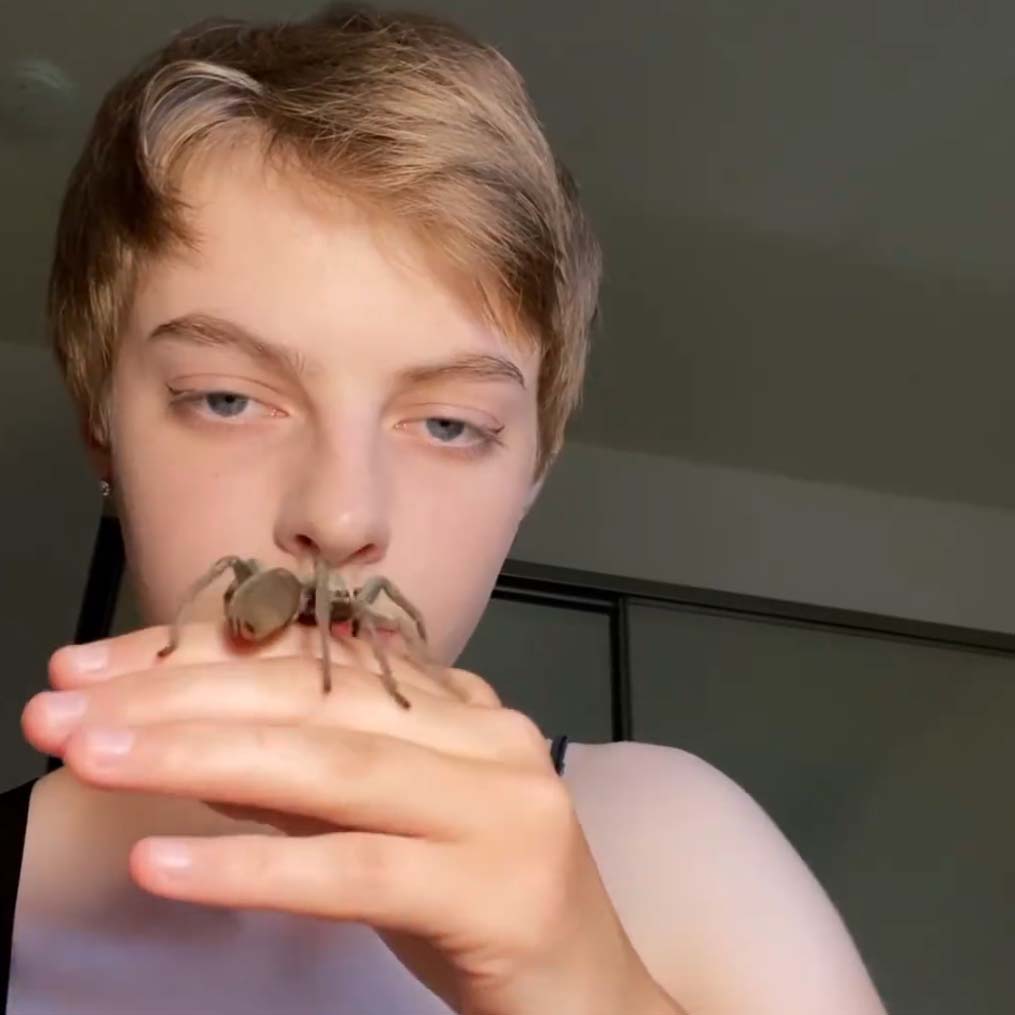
{"left": 313, "top": 554, "right": 334, "bottom": 694}
{"left": 157, "top": 556, "right": 260, "bottom": 659}
{"left": 356, "top": 610, "right": 412, "bottom": 709}
{"left": 388, "top": 611, "right": 446, "bottom": 677}
{"left": 356, "top": 576, "right": 428, "bottom": 643}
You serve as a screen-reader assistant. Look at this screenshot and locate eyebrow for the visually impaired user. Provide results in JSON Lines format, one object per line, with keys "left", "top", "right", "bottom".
{"left": 147, "top": 313, "right": 526, "bottom": 390}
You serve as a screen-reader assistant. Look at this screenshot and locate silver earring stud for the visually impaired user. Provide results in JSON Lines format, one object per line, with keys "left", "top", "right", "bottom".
{"left": 99, "top": 478, "right": 112, "bottom": 498}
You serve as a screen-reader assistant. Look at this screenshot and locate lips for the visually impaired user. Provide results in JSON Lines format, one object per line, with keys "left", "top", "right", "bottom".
{"left": 330, "top": 620, "right": 397, "bottom": 641}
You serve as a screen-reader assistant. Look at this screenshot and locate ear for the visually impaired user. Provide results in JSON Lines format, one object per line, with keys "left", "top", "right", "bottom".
{"left": 79, "top": 415, "right": 112, "bottom": 482}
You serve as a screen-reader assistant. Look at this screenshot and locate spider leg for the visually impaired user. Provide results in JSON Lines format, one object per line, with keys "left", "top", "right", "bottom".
{"left": 387, "top": 614, "right": 469, "bottom": 703}
{"left": 314, "top": 554, "right": 333, "bottom": 694}
{"left": 328, "top": 568, "right": 352, "bottom": 616}
{"left": 356, "top": 610, "right": 411, "bottom": 710}
{"left": 157, "top": 556, "right": 255, "bottom": 658}
{"left": 388, "top": 612, "right": 434, "bottom": 670}
{"left": 356, "top": 576, "right": 428, "bottom": 643}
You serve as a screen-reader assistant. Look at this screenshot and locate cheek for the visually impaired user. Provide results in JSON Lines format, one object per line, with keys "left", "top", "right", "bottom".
{"left": 107, "top": 384, "right": 274, "bottom": 625}
{"left": 116, "top": 491, "right": 230, "bottom": 628}
{"left": 111, "top": 455, "right": 262, "bottom": 628}
{"left": 396, "top": 473, "right": 528, "bottom": 665}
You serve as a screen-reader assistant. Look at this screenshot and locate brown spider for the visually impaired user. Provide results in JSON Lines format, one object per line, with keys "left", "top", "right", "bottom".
{"left": 155, "top": 553, "right": 432, "bottom": 708}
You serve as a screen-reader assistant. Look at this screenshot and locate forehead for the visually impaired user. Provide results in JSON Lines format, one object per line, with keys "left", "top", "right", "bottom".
{"left": 131, "top": 139, "right": 540, "bottom": 378}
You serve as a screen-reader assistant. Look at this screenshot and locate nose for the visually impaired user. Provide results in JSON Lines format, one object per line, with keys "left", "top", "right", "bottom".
{"left": 275, "top": 429, "right": 392, "bottom": 571}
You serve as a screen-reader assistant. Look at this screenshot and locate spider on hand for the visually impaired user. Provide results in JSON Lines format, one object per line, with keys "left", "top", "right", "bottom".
{"left": 155, "top": 553, "right": 433, "bottom": 709}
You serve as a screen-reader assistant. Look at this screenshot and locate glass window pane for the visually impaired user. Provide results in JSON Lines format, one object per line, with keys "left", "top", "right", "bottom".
{"left": 457, "top": 595, "right": 613, "bottom": 743}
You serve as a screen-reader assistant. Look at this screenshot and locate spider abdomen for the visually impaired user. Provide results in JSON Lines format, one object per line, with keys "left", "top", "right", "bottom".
{"left": 227, "top": 567, "right": 303, "bottom": 641}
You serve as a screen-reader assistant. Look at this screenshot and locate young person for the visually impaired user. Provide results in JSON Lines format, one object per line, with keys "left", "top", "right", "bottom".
{"left": 5, "top": 7, "right": 886, "bottom": 1014}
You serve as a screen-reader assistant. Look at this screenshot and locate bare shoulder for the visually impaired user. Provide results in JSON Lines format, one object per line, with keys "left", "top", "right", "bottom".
{"left": 562, "top": 740, "right": 887, "bottom": 1015}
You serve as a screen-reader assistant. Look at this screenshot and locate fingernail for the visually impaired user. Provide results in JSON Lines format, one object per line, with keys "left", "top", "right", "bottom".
{"left": 145, "top": 839, "right": 194, "bottom": 873}
{"left": 81, "top": 725, "right": 134, "bottom": 761}
{"left": 64, "top": 641, "right": 110, "bottom": 674}
{"left": 37, "top": 691, "right": 88, "bottom": 732}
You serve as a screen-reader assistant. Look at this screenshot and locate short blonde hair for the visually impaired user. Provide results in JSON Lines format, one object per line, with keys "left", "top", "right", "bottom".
{"left": 48, "top": 4, "right": 602, "bottom": 479}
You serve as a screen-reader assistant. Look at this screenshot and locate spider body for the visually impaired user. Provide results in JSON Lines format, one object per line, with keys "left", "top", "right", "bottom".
{"left": 156, "top": 555, "right": 431, "bottom": 708}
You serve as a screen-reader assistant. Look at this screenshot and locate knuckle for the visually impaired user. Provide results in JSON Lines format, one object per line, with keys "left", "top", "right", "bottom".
{"left": 296, "top": 657, "right": 369, "bottom": 709}
{"left": 496, "top": 707, "right": 551, "bottom": 755}
{"left": 443, "top": 667, "right": 501, "bottom": 706}
{"left": 246, "top": 724, "right": 282, "bottom": 756}
{"left": 524, "top": 769, "right": 573, "bottom": 823}
{"left": 317, "top": 674, "right": 395, "bottom": 727}
{"left": 151, "top": 666, "right": 204, "bottom": 710}
{"left": 237, "top": 837, "right": 282, "bottom": 883}
{"left": 500, "top": 768, "right": 575, "bottom": 846}
{"left": 332, "top": 729, "right": 381, "bottom": 781}
{"left": 345, "top": 833, "right": 394, "bottom": 899}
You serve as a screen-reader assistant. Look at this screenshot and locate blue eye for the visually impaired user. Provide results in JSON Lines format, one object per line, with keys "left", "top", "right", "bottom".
{"left": 203, "top": 392, "right": 249, "bottom": 418}
{"left": 166, "top": 385, "right": 504, "bottom": 459}
{"left": 415, "top": 416, "right": 507, "bottom": 460}
{"left": 166, "top": 385, "right": 275, "bottom": 424}
{"left": 425, "top": 418, "right": 467, "bottom": 442}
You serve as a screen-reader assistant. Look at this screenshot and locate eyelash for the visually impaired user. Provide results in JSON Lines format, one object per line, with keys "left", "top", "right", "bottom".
{"left": 165, "top": 385, "right": 506, "bottom": 459}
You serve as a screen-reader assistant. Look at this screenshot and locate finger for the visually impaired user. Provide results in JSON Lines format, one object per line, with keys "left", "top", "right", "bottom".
{"left": 50, "top": 621, "right": 394, "bottom": 682}
{"left": 431, "top": 665, "right": 502, "bottom": 708}
{"left": 63, "top": 720, "right": 519, "bottom": 839}
{"left": 50, "top": 621, "right": 317, "bottom": 685}
{"left": 202, "top": 800, "right": 337, "bottom": 837}
{"left": 49, "top": 620, "right": 470, "bottom": 704}
{"left": 130, "top": 830, "right": 457, "bottom": 938}
{"left": 26, "top": 655, "right": 545, "bottom": 768}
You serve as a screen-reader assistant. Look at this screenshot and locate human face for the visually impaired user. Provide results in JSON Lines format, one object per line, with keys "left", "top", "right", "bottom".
{"left": 100, "top": 141, "right": 542, "bottom": 667}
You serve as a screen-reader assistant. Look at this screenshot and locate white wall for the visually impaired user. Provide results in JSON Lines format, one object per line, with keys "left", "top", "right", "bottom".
{"left": 514, "top": 440, "right": 1015, "bottom": 635}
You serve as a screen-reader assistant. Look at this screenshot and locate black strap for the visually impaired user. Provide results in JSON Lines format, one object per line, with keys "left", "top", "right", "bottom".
{"left": 0, "top": 777, "right": 37, "bottom": 1014}
{"left": 549, "top": 734, "right": 569, "bottom": 776}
